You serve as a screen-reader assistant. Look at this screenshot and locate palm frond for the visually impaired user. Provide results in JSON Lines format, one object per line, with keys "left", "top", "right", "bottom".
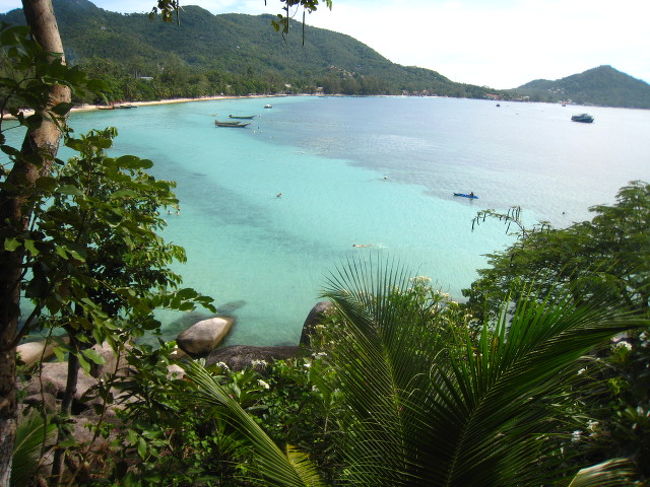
{"left": 322, "top": 257, "right": 453, "bottom": 485}
{"left": 182, "top": 360, "right": 324, "bottom": 487}
{"left": 285, "top": 445, "right": 327, "bottom": 487}
{"left": 567, "top": 458, "right": 635, "bottom": 487}
{"left": 433, "top": 295, "right": 643, "bottom": 486}
{"left": 319, "top": 258, "right": 647, "bottom": 487}
{"left": 12, "top": 413, "right": 55, "bottom": 487}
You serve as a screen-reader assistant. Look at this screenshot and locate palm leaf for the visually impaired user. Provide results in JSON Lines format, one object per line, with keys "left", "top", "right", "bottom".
{"left": 567, "top": 458, "right": 635, "bottom": 487}
{"left": 431, "top": 297, "right": 635, "bottom": 486}
{"left": 321, "top": 258, "right": 467, "bottom": 485}
{"left": 320, "top": 258, "right": 647, "bottom": 487}
{"left": 182, "top": 360, "right": 325, "bottom": 487}
{"left": 286, "top": 445, "right": 327, "bottom": 487}
{"left": 11, "top": 413, "right": 55, "bottom": 487}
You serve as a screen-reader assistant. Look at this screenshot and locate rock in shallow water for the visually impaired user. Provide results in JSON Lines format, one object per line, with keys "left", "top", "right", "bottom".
{"left": 177, "top": 316, "right": 234, "bottom": 356}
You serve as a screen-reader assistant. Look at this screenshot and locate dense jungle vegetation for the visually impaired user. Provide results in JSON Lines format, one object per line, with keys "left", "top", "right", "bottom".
{"left": 1, "top": 7, "right": 649, "bottom": 487}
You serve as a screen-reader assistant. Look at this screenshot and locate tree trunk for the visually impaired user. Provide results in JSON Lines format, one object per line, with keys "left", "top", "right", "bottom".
{"left": 51, "top": 335, "right": 80, "bottom": 483}
{"left": 0, "top": 1, "right": 70, "bottom": 484}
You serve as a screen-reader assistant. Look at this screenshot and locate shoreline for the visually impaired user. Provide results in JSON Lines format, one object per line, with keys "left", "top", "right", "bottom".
{"left": 3, "top": 93, "right": 288, "bottom": 119}
{"left": 4, "top": 94, "right": 624, "bottom": 121}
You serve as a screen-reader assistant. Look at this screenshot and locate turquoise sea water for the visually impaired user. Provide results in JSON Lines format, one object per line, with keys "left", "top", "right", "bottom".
{"left": 19, "top": 96, "right": 650, "bottom": 345}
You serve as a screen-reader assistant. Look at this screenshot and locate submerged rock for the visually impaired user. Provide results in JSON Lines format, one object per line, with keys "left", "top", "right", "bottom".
{"left": 177, "top": 316, "right": 234, "bottom": 356}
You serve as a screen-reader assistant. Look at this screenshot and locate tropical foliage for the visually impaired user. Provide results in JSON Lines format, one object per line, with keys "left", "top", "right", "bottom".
{"left": 147, "top": 261, "right": 644, "bottom": 487}
{"left": 1, "top": 21, "right": 100, "bottom": 485}
{"left": 464, "top": 181, "right": 650, "bottom": 317}
{"left": 3, "top": 6, "right": 649, "bottom": 485}
{"left": 25, "top": 261, "right": 641, "bottom": 486}
{"left": 1, "top": 22, "right": 214, "bottom": 485}
{"left": 464, "top": 181, "right": 650, "bottom": 483}
{"left": 4, "top": 127, "right": 216, "bottom": 484}
{"left": 92, "top": 339, "right": 337, "bottom": 486}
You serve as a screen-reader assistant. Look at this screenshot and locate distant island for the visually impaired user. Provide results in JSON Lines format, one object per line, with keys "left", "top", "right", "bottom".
{"left": 2, "top": 0, "right": 649, "bottom": 109}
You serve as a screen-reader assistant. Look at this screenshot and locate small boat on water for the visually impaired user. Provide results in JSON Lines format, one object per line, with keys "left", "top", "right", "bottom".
{"left": 453, "top": 192, "right": 479, "bottom": 199}
{"left": 215, "top": 120, "right": 250, "bottom": 128}
{"left": 264, "top": 104, "right": 272, "bottom": 109}
{"left": 116, "top": 104, "right": 137, "bottom": 109}
{"left": 571, "top": 113, "right": 594, "bottom": 123}
{"left": 229, "top": 114, "right": 255, "bottom": 119}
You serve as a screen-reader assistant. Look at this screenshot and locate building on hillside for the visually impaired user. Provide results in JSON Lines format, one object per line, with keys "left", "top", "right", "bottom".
{"left": 485, "top": 93, "right": 502, "bottom": 100}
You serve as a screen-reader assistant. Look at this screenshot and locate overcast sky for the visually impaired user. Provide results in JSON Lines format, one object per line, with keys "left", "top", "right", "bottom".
{"left": 1, "top": 0, "right": 648, "bottom": 89}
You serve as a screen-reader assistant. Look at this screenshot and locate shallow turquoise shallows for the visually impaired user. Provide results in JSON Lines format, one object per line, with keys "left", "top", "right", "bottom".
{"left": 30, "top": 96, "right": 650, "bottom": 344}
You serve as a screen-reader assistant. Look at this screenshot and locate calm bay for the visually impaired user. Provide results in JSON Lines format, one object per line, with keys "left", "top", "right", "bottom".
{"left": 47, "top": 96, "right": 650, "bottom": 345}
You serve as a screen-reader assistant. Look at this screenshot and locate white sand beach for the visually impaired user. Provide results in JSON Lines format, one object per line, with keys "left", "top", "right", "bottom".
{"left": 3, "top": 93, "right": 285, "bottom": 119}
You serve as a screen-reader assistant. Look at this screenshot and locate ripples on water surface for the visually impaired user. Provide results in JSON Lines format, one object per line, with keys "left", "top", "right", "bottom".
{"left": 55, "top": 96, "right": 650, "bottom": 344}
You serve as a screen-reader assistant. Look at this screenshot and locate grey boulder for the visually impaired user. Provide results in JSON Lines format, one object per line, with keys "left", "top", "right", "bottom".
{"left": 205, "top": 345, "right": 304, "bottom": 371}
{"left": 300, "top": 301, "right": 334, "bottom": 346}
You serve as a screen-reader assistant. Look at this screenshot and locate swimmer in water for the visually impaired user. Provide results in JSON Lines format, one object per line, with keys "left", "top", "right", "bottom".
{"left": 352, "top": 244, "right": 372, "bottom": 248}
{"left": 276, "top": 193, "right": 283, "bottom": 198}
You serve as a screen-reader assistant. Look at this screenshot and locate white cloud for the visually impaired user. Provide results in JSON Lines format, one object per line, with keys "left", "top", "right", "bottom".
{"left": 303, "top": 0, "right": 650, "bottom": 88}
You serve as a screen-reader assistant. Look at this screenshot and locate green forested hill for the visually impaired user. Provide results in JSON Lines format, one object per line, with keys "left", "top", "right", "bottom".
{"left": 3, "top": 1, "right": 648, "bottom": 107}
{"left": 514, "top": 65, "right": 650, "bottom": 108}
{"left": 0, "top": 0, "right": 495, "bottom": 100}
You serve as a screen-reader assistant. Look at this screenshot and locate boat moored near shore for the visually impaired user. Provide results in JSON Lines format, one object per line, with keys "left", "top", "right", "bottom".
{"left": 215, "top": 120, "right": 250, "bottom": 128}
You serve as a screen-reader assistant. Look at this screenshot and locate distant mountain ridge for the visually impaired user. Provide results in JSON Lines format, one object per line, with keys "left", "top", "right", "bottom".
{"left": 514, "top": 65, "right": 650, "bottom": 108}
{"left": 0, "top": 0, "right": 492, "bottom": 98}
